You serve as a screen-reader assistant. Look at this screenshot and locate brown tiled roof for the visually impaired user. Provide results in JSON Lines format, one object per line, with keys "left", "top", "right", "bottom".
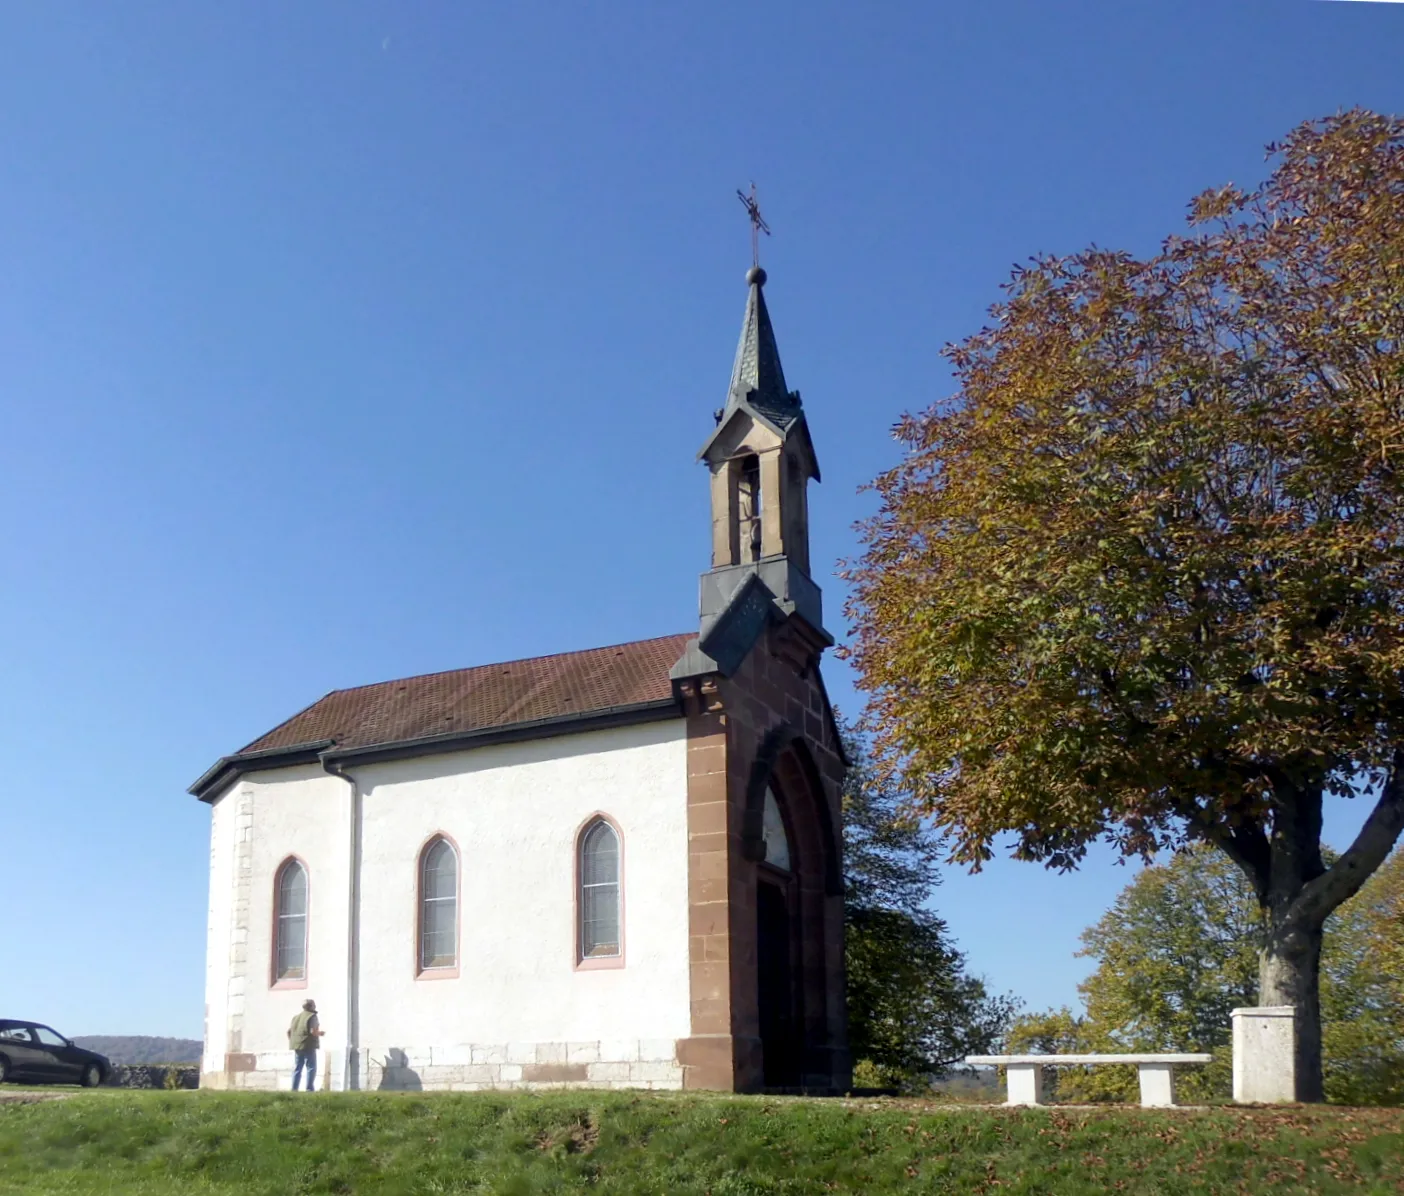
{"left": 241, "top": 633, "right": 693, "bottom": 755}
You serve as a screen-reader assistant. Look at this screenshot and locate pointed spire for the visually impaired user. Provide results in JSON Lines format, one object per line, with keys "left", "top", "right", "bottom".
{"left": 727, "top": 265, "right": 787, "bottom": 404}
{"left": 722, "top": 266, "right": 801, "bottom": 429}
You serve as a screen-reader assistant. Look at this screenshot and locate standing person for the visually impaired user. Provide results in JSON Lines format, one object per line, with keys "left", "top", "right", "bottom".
{"left": 287, "top": 999, "right": 324, "bottom": 1092}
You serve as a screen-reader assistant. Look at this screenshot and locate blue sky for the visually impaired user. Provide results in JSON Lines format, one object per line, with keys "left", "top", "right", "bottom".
{"left": 2, "top": 2, "right": 1401, "bottom": 1040}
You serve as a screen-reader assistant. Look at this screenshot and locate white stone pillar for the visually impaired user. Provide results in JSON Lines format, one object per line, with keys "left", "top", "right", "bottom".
{"left": 1136, "top": 1063, "right": 1177, "bottom": 1107}
{"left": 1005, "top": 1063, "right": 1045, "bottom": 1106}
{"left": 1232, "top": 1006, "right": 1296, "bottom": 1103}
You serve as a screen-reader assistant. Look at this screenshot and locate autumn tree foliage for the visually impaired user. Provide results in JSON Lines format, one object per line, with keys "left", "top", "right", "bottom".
{"left": 844, "top": 111, "right": 1404, "bottom": 1101}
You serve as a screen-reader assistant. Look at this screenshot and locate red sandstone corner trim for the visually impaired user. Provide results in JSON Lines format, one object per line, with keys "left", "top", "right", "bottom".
{"left": 681, "top": 683, "right": 739, "bottom": 1091}
{"left": 270, "top": 855, "right": 311, "bottom": 990}
{"left": 573, "top": 811, "right": 626, "bottom": 971}
{"left": 414, "top": 830, "right": 462, "bottom": 980}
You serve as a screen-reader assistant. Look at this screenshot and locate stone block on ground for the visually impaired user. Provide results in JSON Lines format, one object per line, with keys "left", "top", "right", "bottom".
{"left": 1232, "top": 1006, "right": 1296, "bottom": 1103}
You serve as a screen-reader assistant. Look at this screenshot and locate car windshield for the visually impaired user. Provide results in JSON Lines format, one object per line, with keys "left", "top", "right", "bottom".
{"left": 32, "top": 1026, "right": 67, "bottom": 1047}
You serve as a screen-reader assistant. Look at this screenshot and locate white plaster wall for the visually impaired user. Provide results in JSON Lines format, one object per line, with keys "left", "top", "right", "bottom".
{"left": 202, "top": 718, "right": 691, "bottom": 1090}
{"left": 355, "top": 719, "right": 691, "bottom": 1060}
{"left": 223, "top": 764, "right": 353, "bottom": 1087}
{"left": 201, "top": 791, "right": 235, "bottom": 1078}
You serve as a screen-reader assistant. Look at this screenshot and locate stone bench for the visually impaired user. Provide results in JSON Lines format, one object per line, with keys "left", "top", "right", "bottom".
{"left": 964, "top": 1053, "right": 1214, "bottom": 1108}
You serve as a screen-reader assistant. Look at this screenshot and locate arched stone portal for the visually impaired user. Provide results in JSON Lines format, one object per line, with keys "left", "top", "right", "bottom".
{"left": 739, "top": 731, "right": 844, "bottom": 1091}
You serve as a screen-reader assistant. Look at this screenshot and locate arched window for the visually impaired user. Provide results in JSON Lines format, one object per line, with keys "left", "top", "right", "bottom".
{"left": 762, "top": 787, "right": 791, "bottom": 872}
{"left": 419, "top": 837, "right": 458, "bottom": 972}
{"left": 274, "top": 859, "right": 308, "bottom": 982}
{"left": 579, "top": 819, "right": 621, "bottom": 960}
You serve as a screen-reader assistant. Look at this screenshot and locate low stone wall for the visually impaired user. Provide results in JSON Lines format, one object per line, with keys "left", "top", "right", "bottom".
{"left": 104, "top": 1064, "right": 200, "bottom": 1090}
{"left": 210, "top": 1039, "right": 684, "bottom": 1092}
{"left": 369, "top": 1040, "right": 683, "bottom": 1093}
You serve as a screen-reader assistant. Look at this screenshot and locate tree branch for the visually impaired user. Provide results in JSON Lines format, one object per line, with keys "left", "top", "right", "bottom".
{"left": 1172, "top": 783, "right": 1272, "bottom": 901}
{"left": 1289, "top": 750, "right": 1404, "bottom": 928}
{"left": 1210, "top": 821, "right": 1272, "bottom": 904}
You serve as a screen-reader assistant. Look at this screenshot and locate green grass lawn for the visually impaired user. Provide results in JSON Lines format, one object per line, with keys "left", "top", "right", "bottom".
{"left": 2, "top": 1089, "right": 1402, "bottom": 1195}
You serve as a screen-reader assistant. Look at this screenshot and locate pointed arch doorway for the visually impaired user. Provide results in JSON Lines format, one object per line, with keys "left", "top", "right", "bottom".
{"left": 756, "top": 786, "right": 802, "bottom": 1087}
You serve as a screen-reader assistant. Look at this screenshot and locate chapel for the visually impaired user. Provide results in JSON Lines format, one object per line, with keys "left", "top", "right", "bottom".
{"left": 191, "top": 264, "right": 850, "bottom": 1093}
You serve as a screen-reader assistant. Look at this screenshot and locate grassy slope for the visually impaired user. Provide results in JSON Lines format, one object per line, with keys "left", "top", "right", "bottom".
{"left": 2, "top": 1090, "right": 1402, "bottom": 1195}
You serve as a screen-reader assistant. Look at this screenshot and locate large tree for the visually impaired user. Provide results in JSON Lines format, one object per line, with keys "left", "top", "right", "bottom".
{"left": 842, "top": 731, "right": 1016, "bottom": 1088}
{"left": 844, "top": 111, "right": 1404, "bottom": 1100}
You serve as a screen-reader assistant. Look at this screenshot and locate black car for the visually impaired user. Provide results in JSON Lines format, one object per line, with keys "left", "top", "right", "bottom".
{"left": 0, "top": 1020, "right": 109, "bottom": 1087}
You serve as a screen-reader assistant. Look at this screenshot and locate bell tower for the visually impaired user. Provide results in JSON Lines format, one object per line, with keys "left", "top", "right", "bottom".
{"left": 704, "top": 265, "right": 817, "bottom": 575}
{"left": 676, "top": 265, "right": 830, "bottom": 678}
{"left": 669, "top": 261, "right": 849, "bottom": 1096}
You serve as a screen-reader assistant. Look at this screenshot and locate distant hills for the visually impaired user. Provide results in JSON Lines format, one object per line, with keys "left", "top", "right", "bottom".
{"left": 72, "top": 1036, "right": 202, "bottom": 1065}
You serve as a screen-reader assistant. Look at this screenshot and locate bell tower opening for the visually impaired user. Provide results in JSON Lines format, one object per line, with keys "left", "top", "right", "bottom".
{"left": 736, "top": 454, "right": 762, "bottom": 564}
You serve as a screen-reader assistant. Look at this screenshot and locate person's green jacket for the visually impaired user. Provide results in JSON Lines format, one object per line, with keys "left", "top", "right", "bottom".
{"left": 288, "top": 1011, "right": 319, "bottom": 1051}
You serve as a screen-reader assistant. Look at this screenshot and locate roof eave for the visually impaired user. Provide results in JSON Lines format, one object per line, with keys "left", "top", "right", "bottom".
{"left": 696, "top": 397, "right": 795, "bottom": 463}
{"left": 190, "top": 701, "right": 686, "bottom": 801}
{"left": 188, "top": 740, "right": 336, "bottom": 803}
{"left": 785, "top": 412, "right": 821, "bottom": 482}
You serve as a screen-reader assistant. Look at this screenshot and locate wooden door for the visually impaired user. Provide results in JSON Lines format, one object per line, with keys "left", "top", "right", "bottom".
{"left": 757, "top": 880, "right": 800, "bottom": 1087}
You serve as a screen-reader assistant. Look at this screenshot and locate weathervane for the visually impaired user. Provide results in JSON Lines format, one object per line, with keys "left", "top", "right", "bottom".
{"left": 736, "top": 182, "right": 771, "bottom": 268}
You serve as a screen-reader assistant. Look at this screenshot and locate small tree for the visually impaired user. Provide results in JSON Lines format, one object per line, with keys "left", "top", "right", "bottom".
{"left": 1320, "top": 849, "right": 1404, "bottom": 1105}
{"left": 1078, "top": 849, "right": 1258, "bottom": 1059}
{"left": 845, "top": 111, "right": 1404, "bottom": 1100}
{"left": 842, "top": 731, "right": 1016, "bottom": 1087}
{"left": 1002, "top": 1008, "right": 1124, "bottom": 1102}
{"left": 1009, "top": 846, "right": 1404, "bottom": 1104}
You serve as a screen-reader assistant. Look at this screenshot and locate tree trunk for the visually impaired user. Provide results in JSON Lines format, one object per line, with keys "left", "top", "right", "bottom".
{"left": 1259, "top": 917, "right": 1324, "bottom": 1103}
{"left": 1219, "top": 755, "right": 1404, "bottom": 1104}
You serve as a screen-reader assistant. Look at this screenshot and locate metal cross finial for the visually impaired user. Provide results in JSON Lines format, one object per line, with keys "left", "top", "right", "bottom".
{"left": 736, "top": 182, "right": 771, "bottom": 267}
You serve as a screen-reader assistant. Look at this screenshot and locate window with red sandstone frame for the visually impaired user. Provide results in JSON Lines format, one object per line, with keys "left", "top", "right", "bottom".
{"left": 274, "top": 860, "right": 308, "bottom": 981}
{"left": 579, "top": 820, "right": 620, "bottom": 958}
{"left": 420, "top": 837, "right": 458, "bottom": 970}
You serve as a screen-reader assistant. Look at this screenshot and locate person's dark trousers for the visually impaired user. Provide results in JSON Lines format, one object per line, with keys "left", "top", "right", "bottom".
{"left": 292, "top": 1050, "right": 318, "bottom": 1091}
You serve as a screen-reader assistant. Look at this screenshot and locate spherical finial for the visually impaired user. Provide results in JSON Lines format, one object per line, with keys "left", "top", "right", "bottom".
{"left": 746, "top": 265, "right": 767, "bottom": 287}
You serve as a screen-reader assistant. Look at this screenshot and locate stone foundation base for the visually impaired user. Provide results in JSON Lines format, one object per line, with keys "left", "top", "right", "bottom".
{"left": 204, "top": 1039, "right": 684, "bottom": 1092}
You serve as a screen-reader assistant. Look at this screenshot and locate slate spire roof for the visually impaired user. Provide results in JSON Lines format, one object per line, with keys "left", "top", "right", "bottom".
{"left": 721, "top": 265, "right": 803, "bottom": 434}
{"left": 700, "top": 265, "right": 818, "bottom": 479}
